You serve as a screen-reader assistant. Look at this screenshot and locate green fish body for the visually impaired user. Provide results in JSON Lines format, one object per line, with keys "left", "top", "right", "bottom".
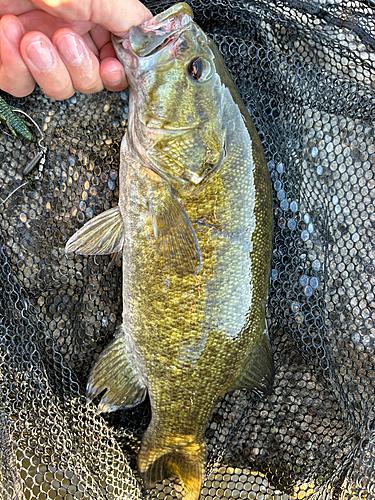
{"left": 66, "top": 4, "right": 273, "bottom": 499}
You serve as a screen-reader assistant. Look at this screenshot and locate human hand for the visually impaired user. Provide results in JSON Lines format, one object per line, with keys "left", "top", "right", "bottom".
{"left": 0, "top": 0, "right": 152, "bottom": 100}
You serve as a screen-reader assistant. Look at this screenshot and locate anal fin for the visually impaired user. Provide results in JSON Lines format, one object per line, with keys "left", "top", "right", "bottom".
{"left": 232, "top": 327, "right": 274, "bottom": 396}
{"left": 86, "top": 327, "right": 146, "bottom": 412}
{"left": 65, "top": 206, "right": 124, "bottom": 255}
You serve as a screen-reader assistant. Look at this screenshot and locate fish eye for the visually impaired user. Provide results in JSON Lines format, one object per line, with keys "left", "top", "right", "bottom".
{"left": 186, "top": 57, "right": 212, "bottom": 82}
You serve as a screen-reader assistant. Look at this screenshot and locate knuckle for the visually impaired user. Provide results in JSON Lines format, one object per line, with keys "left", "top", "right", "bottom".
{"left": 75, "top": 79, "right": 104, "bottom": 95}
{"left": 42, "top": 85, "right": 75, "bottom": 101}
{"left": 103, "top": 81, "right": 127, "bottom": 92}
{"left": 0, "top": 78, "right": 35, "bottom": 97}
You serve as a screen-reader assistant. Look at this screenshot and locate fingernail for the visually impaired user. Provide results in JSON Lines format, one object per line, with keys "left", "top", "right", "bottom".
{"left": 55, "top": 34, "right": 85, "bottom": 65}
{"left": 26, "top": 40, "right": 55, "bottom": 70}
{"left": 102, "top": 70, "right": 123, "bottom": 86}
{"left": 2, "top": 18, "right": 24, "bottom": 45}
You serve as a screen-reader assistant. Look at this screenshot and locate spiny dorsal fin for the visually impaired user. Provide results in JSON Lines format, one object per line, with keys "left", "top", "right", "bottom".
{"left": 86, "top": 327, "right": 146, "bottom": 412}
{"left": 232, "top": 327, "right": 274, "bottom": 396}
{"left": 65, "top": 207, "right": 124, "bottom": 255}
{"left": 149, "top": 185, "right": 202, "bottom": 276}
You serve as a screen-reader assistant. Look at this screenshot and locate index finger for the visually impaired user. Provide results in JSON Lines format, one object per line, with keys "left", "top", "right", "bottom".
{"left": 0, "top": 15, "right": 35, "bottom": 97}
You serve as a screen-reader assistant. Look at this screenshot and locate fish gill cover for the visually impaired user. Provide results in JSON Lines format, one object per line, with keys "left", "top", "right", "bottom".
{"left": 0, "top": 0, "right": 374, "bottom": 499}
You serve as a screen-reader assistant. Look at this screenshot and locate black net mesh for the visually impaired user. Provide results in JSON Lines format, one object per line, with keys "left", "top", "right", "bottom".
{"left": 1, "top": 0, "right": 375, "bottom": 499}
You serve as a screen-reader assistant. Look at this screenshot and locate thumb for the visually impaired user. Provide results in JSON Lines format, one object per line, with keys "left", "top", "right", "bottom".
{"left": 95, "top": 0, "right": 153, "bottom": 36}
{"left": 30, "top": 0, "right": 152, "bottom": 35}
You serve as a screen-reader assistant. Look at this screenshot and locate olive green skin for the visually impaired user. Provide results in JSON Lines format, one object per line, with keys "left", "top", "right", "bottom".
{"left": 116, "top": 3, "right": 272, "bottom": 468}
{"left": 0, "top": 95, "right": 32, "bottom": 141}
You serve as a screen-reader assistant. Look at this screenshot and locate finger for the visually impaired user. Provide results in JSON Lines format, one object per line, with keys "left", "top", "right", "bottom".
{"left": 0, "top": 1, "right": 36, "bottom": 16}
{"left": 0, "top": 15, "right": 35, "bottom": 96}
{"left": 94, "top": 0, "right": 153, "bottom": 36}
{"left": 89, "top": 24, "right": 110, "bottom": 48}
{"left": 90, "top": 26, "right": 128, "bottom": 91}
{"left": 20, "top": 31, "right": 75, "bottom": 100}
{"left": 31, "top": 0, "right": 152, "bottom": 34}
{"left": 18, "top": 10, "right": 95, "bottom": 39}
{"left": 100, "top": 54, "right": 128, "bottom": 92}
{"left": 52, "top": 28, "right": 104, "bottom": 95}
{"left": 82, "top": 32, "right": 99, "bottom": 58}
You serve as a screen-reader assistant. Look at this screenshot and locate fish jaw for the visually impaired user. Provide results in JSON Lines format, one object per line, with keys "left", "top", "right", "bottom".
{"left": 128, "top": 2, "right": 193, "bottom": 57}
{"left": 112, "top": 2, "right": 194, "bottom": 78}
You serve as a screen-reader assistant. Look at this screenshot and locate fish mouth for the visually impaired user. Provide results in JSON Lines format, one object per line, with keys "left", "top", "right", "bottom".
{"left": 113, "top": 2, "right": 193, "bottom": 59}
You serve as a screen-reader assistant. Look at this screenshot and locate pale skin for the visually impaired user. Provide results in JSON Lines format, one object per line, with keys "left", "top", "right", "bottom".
{"left": 0, "top": 0, "right": 152, "bottom": 100}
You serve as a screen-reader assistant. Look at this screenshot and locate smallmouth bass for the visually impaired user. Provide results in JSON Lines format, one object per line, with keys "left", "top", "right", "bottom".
{"left": 66, "top": 3, "right": 273, "bottom": 499}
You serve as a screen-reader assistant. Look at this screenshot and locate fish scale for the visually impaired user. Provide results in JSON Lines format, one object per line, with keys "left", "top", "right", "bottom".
{"left": 65, "top": 3, "right": 273, "bottom": 500}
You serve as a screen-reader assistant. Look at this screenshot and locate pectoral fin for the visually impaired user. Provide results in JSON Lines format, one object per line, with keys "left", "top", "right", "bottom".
{"left": 65, "top": 207, "right": 124, "bottom": 255}
{"left": 232, "top": 328, "right": 274, "bottom": 396}
{"left": 86, "top": 327, "right": 147, "bottom": 412}
{"left": 150, "top": 185, "right": 202, "bottom": 276}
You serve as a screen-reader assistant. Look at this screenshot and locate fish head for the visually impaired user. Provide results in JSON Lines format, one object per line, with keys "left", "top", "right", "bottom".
{"left": 113, "top": 2, "right": 226, "bottom": 189}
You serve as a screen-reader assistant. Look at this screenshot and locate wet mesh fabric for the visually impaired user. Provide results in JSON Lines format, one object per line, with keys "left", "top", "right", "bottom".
{"left": 1, "top": 0, "right": 375, "bottom": 499}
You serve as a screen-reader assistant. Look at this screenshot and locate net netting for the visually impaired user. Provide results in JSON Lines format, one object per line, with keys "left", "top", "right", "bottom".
{"left": 1, "top": 0, "right": 375, "bottom": 499}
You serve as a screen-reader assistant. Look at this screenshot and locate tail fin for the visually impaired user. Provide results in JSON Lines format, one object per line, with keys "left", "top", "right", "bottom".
{"left": 138, "top": 437, "right": 205, "bottom": 500}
